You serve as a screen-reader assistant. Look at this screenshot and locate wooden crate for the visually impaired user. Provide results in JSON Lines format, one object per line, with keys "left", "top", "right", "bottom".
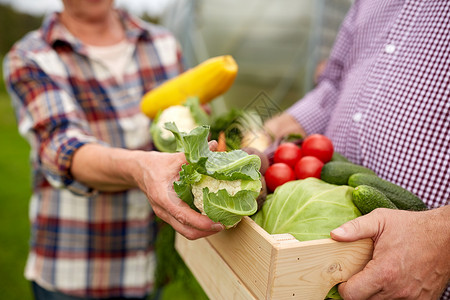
{"left": 175, "top": 216, "right": 373, "bottom": 300}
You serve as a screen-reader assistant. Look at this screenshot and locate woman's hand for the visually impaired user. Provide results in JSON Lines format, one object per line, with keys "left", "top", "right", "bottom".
{"left": 71, "top": 142, "right": 224, "bottom": 240}
{"left": 132, "top": 149, "right": 224, "bottom": 240}
{"left": 331, "top": 207, "right": 450, "bottom": 299}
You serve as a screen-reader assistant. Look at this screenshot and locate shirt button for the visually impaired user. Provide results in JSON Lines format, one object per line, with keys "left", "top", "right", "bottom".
{"left": 385, "top": 44, "right": 396, "bottom": 54}
{"left": 352, "top": 112, "right": 363, "bottom": 122}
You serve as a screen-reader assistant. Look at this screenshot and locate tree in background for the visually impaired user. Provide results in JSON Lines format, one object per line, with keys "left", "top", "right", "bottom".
{"left": 0, "top": 4, "right": 42, "bottom": 56}
{"left": 0, "top": 4, "right": 42, "bottom": 93}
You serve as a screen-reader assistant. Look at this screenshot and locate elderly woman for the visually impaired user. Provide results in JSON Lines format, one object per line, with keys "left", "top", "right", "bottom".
{"left": 3, "top": 1, "right": 223, "bottom": 299}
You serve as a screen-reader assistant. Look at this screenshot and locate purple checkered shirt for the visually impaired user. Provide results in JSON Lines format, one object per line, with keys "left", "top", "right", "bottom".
{"left": 3, "top": 10, "right": 183, "bottom": 298}
{"left": 288, "top": 1, "right": 449, "bottom": 298}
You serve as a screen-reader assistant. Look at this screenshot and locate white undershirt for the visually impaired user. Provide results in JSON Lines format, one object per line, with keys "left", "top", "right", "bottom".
{"left": 85, "top": 40, "right": 133, "bottom": 83}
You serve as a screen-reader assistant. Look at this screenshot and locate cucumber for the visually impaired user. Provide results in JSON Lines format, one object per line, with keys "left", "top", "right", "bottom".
{"left": 348, "top": 173, "right": 427, "bottom": 211}
{"left": 330, "top": 151, "right": 350, "bottom": 162}
{"left": 352, "top": 185, "right": 397, "bottom": 214}
{"left": 320, "top": 161, "right": 376, "bottom": 185}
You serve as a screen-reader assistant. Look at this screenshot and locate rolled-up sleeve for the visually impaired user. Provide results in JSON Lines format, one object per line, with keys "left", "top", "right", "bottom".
{"left": 286, "top": 2, "right": 357, "bottom": 135}
{"left": 4, "top": 50, "right": 105, "bottom": 196}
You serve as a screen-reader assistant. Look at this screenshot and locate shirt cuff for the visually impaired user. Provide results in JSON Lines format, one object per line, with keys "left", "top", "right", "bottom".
{"left": 286, "top": 81, "right": 338, "bottom": 135}
{"left": 54, "top": 138, "right": 105, "bottom": 197}
{"left": 286, "top": 99, "right": 329, "bottom": 136}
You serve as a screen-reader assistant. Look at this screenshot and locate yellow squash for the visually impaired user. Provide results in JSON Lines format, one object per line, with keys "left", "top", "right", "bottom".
{"left": 140, "top": 55, "right": 238, "bottom": 119}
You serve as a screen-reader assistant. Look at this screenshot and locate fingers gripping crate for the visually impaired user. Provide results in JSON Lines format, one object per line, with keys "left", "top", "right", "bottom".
{"left": 175, "top": 216, "right": 373, "bottom": 300}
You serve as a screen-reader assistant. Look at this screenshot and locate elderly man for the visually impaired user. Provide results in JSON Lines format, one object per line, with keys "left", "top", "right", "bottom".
{"left": 265, "top": 0, "right": 450, "bottom": 299}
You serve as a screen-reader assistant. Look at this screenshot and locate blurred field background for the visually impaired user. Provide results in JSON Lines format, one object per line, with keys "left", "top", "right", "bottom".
{"left": 0, "top": 82, "right": 33, "bottom": 300}
{"left": 0, "top": 1, "right": 351, "bottom": 299}
{"left": 0, "top": 5, "right": 41, "bottom": 299}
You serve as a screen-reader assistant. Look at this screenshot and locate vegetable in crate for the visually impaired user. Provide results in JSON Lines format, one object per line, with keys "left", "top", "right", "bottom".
{"left": 150, "top": 97, "right": 209, "bottom": 152}
{"left": 209, "top": 109, "right": 271, "bottom": 152}
{"left": 140, "top": 55, "right": 238, "bottom": 119}
{"left": 330, "top": 151, "right": 349, "bottom": 162}
{"left": 241, "top": 147, "right": 270, "bottom": 175}
{"left": 264, "top": 163, "right": 296, "bottom": 192}
{"left": 301, "top": 134, "right": 334, "bottom": 163}
{"left": 273, "top": 142, "right": 302, "bottom": 169}
{"left": 352, "top": 185, "right": 398, "bottom": 214}
{"left": 253, "top": 178, "right": 361, "bottom": 241}
{"left": 209, "top": 108, "right": 243, "bottom": 150}
{"left": 320, "top": 161, "right": 376, "bottom": 185}
{"left": 238, "top": 110, "right": 272, "bottom": 152}
{"left": 348, "top": 173, "right": 427, "bottom": 211}
{"left": 166, "top": 123, "right": 262, "bottom": 228}
{"left": 294, "top": 156, "right": 324, "bottom": 179}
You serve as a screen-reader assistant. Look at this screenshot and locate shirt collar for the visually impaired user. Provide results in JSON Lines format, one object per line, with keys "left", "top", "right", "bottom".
{"left": 41, "top": 9, "right": 153, "bottom": 53}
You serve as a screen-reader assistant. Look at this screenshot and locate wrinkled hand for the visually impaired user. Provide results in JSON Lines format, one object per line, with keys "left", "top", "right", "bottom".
{"left": 331, "top": 207, "right": 450, "bottom": 300}
{"left": 263, "top": 112, "right": 307, "bottom": 141}
{"left": 133, "top": 141, "right": 224, "bottom": 240}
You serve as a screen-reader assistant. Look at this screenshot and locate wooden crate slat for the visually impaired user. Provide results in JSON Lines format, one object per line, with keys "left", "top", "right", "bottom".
{"left": 270, "top": 238, "right": 373, "bottom": 299}
{"left": 175, "top": 233, "right": 256, "bottom": 300}
{"left": 176, "top": 216, "right": 374, "bottom": 300}
{"left": 206, "top": 217, "right": 274, "bottom": 299}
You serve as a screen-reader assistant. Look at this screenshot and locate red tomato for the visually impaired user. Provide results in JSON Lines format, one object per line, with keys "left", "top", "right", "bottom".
{"left": 265, "top": 163, "right": 296, "bottom": 192}
{"left": 294, "top": 156, "right": 324, "bottom": 179}
{"left": 273, "top": 142, "right": 303, "bottom": 169}
{"left": 301, "top": 134, "right": 334, "bottom": 163}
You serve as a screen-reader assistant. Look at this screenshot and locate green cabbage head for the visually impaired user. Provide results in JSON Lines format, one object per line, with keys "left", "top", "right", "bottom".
{"left": 253, "top": 178, "right": 361, "bottom": 241}
{"left": 254, "top": 178, "right": 362, "bottom": 300}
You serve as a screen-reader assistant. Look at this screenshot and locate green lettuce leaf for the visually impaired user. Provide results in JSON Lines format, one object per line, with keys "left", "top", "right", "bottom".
{"left": 165, "top": 123, "right": 261, "bottom": 181}
{"left": 209, "top": 108, "right": 244, "bottom": 150}
{"left": 253, "top": 178, "right": 361, "bottom": 241}
{"left": 173, "top": 164, "right": 201, "bottom": 209}
{"left": 165, "top": 123, "right": 210, "bottom": 163}
{"left": 204, "top": 151, "right": 261, "bottom": 180}
{"left": 326, "top": 285, "right": 342, "bottom": 299}
{"left": 150, "top": 110, "right": 177, "bottom": 153}
{"left": 203, "top": 188, "right": 259, "bottom": 227}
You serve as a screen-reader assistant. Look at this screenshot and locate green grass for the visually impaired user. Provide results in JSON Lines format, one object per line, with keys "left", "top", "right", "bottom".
{"left": 0, "top": 91, "right": 33, "bottom": 300}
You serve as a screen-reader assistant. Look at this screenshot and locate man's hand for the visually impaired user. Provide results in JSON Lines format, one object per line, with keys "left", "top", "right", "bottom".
{"left": 331, "top": 206, "right": 450, "bottom": 300}
{"left": 264, "top": 112, "right": 307, "bottom": 141}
